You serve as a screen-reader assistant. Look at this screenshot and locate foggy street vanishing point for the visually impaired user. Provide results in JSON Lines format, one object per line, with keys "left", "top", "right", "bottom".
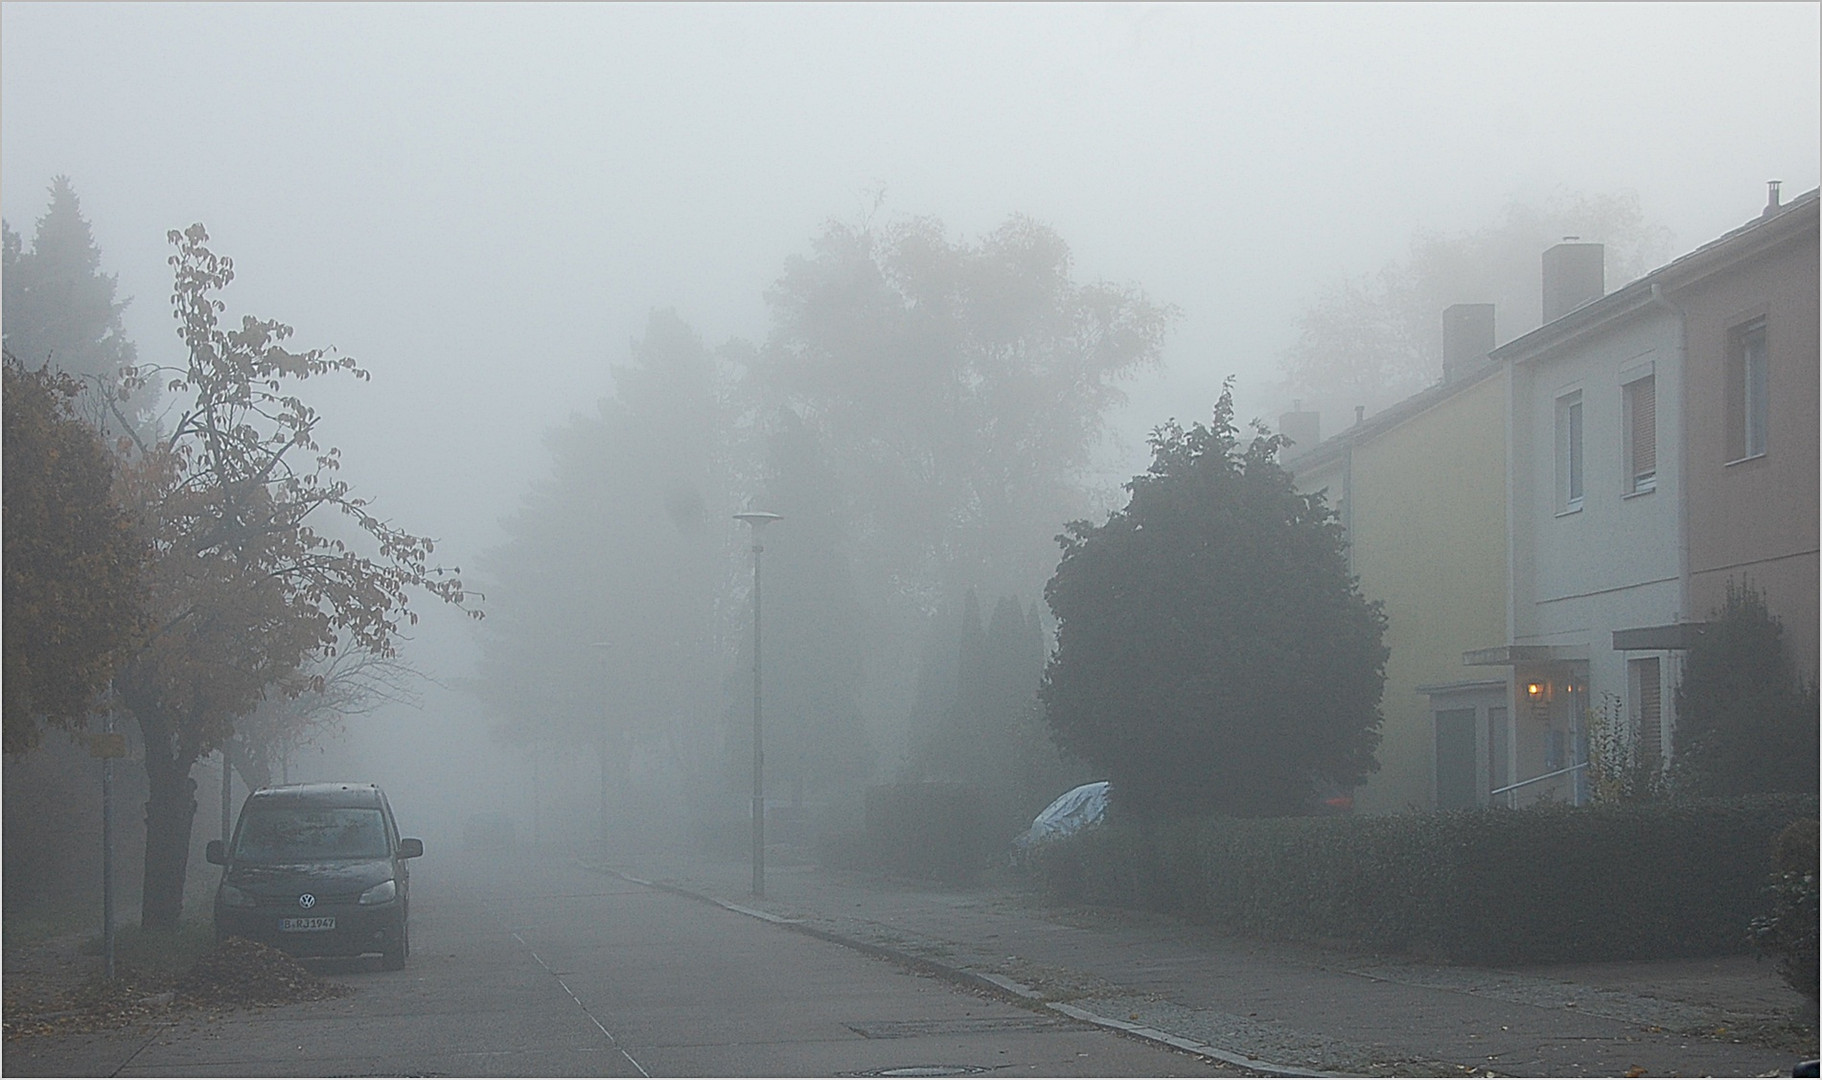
{"left": 3, "top": 5, "right": 1817, "bottom": 1078}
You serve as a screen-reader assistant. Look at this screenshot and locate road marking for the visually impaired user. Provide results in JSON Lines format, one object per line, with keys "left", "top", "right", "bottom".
{"left": 512, "top": 931, "right": 649, "bottom": 1077}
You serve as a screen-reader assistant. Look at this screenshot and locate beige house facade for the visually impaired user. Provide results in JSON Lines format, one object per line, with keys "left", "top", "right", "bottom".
{"left": 1287, "top": 312, "right": 1508, "bottom": 814}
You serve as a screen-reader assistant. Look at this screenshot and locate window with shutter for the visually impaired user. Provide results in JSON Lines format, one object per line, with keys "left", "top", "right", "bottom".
{"left": 1629, "top": 657, "right": 1662, "bottom": 769}
{"left": 1626, "top": 375, "right": 1656, "bottom": 493}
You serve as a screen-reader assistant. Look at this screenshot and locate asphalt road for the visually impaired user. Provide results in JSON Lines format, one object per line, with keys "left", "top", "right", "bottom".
{"left": 12, "top": 849, "right": 1238, "bottom": 1077}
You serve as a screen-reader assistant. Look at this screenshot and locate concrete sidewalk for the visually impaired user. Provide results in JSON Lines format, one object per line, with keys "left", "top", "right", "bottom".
{"left": 594, "top": 850, "right": 1816, "bottom": 1078}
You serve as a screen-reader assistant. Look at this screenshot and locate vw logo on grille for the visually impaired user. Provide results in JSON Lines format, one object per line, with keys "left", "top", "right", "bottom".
{"left": 298, "top": 893, "right": 316, "bottom": 909}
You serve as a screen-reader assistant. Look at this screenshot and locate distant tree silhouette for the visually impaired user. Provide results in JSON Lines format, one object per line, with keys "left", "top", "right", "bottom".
{"left": 742, "top": 412, "right": 874, "bottom": 801}
{"left": 1277, "top": 189, "right": 1673, "bottom": 423}
{"left": 761, "top": 213, "right": 1177, "bottom": 612}
{"left": 474, "top": 310, "right": 728, "bottom": 804}
{"left": 911, "top": 588, "right": 1087, "bottom": 838}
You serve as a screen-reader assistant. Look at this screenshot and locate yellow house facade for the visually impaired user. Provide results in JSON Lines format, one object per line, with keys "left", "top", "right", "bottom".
{"left": 1286, "top": 339, "right": 1509, "bottom": 813}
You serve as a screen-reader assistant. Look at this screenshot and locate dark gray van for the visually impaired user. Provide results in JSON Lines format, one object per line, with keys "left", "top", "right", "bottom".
{"left": 207, "top": 782, "right": 422, "bottom": 969}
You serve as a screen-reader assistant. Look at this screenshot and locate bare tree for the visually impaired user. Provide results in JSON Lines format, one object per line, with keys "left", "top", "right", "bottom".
{"left": 225, "top": 649, "right": 427, "bottom": 791}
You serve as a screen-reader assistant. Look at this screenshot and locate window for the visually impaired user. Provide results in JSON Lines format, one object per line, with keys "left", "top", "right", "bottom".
{"left": 1624, "top": 374, "right": 1656, "bottom": 493}
{"left": 1557, "top": 390, "right": 1584, "bottom": 510}
{"left": 232, "top": 808, "right": 390, "bottom": 863}
{"left": 1727, "top": 320, "right": 1769, "bottom": 462}
{"left": 1629, "top": 657, "right": 1662, "bottom": 769}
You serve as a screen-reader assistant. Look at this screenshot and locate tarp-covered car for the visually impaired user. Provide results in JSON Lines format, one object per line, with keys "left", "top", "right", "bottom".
{"left": 1013, "top": 780, "right": 1109, "bottom": 858}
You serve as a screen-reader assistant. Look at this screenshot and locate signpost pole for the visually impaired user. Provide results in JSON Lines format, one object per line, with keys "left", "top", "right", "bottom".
{"left": 101, "top": 684, "right": 116, "bottom": 981}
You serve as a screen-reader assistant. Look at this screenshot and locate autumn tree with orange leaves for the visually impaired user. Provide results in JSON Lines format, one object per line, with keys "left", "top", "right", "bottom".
{"left": 2, "top": 354, "right": 146, "bottom": 755}
{"left": 112, "top": 225, "right": 478, "bottom": 929}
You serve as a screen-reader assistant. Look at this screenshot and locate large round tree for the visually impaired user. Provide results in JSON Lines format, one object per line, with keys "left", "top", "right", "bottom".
{"left": 1040, "top": 384, "right": 1387, "bottom": 820}
{"left": 2, "top": 354, "right": 144, "bottom": 755}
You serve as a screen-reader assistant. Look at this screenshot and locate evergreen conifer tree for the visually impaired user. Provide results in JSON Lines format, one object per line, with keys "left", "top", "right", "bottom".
{"left": 1, "top": 177, "right": 155, "bottom": 435}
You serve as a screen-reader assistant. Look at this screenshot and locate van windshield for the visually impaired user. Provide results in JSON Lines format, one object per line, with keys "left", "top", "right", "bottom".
{"left": 232, "top": 807, "right": 389, "bottom": 862}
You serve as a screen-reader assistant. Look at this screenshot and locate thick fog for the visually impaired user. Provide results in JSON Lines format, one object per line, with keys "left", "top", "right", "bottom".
{"left": 5, "top": 4, "right": 1818, "bottom": 851}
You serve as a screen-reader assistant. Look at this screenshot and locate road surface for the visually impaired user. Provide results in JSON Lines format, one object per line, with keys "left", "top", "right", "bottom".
{"left": 10, "top": 847, "right": 1237, "bottom": 1077}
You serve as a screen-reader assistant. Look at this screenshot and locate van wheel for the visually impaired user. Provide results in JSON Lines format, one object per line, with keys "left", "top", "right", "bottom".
{"left": 382, "top": 921, "right": 408, "bottom": 971}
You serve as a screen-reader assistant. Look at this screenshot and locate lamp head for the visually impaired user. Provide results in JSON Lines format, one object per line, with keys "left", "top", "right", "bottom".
{"left": 733, "top": 511, "right": 783, "bottom": 529}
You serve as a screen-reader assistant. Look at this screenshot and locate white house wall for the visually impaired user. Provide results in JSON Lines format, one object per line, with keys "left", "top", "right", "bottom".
{"left": 1510, "top": 305, "right": 1683, "bottom": 749}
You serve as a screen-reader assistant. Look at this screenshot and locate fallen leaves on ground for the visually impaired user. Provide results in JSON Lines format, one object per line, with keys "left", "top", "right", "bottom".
{"left": 3, "top": 937, "right": 350, "bottom": 1040}
{"left": 177, "top": 937, "right": 352, "bottom": 1007}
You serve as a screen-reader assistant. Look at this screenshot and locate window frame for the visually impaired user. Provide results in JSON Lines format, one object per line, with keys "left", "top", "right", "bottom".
{"left": 1623, "top": 372, "right": 1657, "bottom": 495}
{"left": 1726, "top": 318, "right": 1769, "bottom": 465}
{"left": 1556, "top": 389, "right": 1585, "bottom": 513}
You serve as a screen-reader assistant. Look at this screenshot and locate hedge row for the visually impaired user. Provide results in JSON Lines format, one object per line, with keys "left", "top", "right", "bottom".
{"left": 1034, "top": 794, "right": 1819, "bottom": 965}
{"left": 862, "top": 783, "right": 989, "bottom": 884}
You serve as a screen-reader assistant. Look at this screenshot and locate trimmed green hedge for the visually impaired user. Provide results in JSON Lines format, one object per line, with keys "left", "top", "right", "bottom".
{"left": 863, "top": 783, "right": 988, "bottom": 884}
{"left": 1035, "top": 794, "right": 1819, "bottom": 965}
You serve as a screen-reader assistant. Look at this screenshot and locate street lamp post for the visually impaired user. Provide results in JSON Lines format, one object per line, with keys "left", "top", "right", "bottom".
{"left": 733, "top": 510, "right": 782, "bottom": 898}
{"left": 589, "top": 641, "right": 613, "bottom": 850}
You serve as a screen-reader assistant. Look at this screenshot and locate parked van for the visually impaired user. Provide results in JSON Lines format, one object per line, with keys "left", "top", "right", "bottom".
{"left": 207, "top": 782, "right": 422, "bottom": 969}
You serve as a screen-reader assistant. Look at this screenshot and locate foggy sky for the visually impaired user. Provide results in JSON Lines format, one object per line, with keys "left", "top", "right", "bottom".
{"left": 5, "top": 3, "right": 1818, "bottom": 709}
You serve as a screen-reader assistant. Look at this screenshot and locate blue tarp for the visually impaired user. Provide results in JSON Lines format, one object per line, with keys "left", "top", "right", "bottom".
{"left": 1013, "top": 780, "right": 1109, "bottom": 853}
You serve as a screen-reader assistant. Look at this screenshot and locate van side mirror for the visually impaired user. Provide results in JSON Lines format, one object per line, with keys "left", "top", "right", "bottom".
{"left": 205, "top": 840, "right": 227, "bottom": 865}
{"left": 397, "top": 838, "right": 424, "bottom": 859}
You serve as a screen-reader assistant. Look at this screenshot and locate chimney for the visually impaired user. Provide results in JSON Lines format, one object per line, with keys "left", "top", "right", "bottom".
{"left": 1441, "top": 303, "right": 1496, "bottom": 383}
{"left": 1278, "top": 401, "right": 1320, "bottom": 459}
{"left": 1354, "top": 404, "right": 1365, "bottom": 427}
{"left": 1764, "top": 179, "right": 1783, "bottom": 218}
{"left": 1541, "top": 240, "right": 1604, "bottom": 323}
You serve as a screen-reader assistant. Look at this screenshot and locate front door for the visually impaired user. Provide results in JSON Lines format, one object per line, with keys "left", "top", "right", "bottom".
{"left": 1435, "top": 708, "right": 1478, "bottom": 810}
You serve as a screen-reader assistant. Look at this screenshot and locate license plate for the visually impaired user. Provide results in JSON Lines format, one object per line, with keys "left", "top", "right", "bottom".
{"left": 279, "top": 916, "right": 335, "bottom": 932}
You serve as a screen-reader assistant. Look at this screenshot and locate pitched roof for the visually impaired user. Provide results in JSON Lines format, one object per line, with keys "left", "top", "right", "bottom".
{"left": 1286, "top": 188, "right": 1820, "bottom": 473}
{"left": 1286, "top": 357, "right": 1502, "bottom": 473}
{"left": 1492, "top": 188, "right": 1819, "bottom": 365}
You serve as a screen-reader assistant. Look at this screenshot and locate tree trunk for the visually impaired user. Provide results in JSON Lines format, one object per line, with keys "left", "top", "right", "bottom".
{"left": 141, "top": 753, "right": 197, "bottom": 929}
{"left": 135, "top": 700, "right": 200, "bottom": 931}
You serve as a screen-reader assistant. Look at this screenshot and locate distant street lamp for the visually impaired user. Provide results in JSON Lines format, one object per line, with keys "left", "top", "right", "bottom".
{"left": 589, "top": 640, "right": 613, "bottom": 849}
{"left": 733, "top": 510, "right": 783, "bottom": 898}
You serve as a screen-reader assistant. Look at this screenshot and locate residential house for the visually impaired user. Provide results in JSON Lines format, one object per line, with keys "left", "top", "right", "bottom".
{"left": 1286, "top": 305, "right": 1509, "bottom": 813}
{"left": 1680, "top": 186, "right": 1819, "bottom": 681}
{"left": 1468, "top": 186, "right": 1818, "bottom": 805}
{"left": 1287, "top": 185, "right": 1818, "bottom": 812}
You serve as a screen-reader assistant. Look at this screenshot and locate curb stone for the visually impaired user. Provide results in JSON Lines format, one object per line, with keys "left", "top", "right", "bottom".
{"left": 587, "top": 861, "right": 1353, "bottom": 1078}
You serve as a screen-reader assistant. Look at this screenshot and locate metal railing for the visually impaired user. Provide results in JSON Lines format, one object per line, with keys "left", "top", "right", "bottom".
{"left": 1490, "top": 762, "right": 1587, "bottom": 808}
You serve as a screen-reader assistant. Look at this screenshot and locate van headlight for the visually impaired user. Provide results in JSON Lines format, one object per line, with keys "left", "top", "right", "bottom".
{"left": 358, "top": 879, "right": 397, "bottom": 905}
{"left": 218, "top": 884, "right": 256, "bottom": 909}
